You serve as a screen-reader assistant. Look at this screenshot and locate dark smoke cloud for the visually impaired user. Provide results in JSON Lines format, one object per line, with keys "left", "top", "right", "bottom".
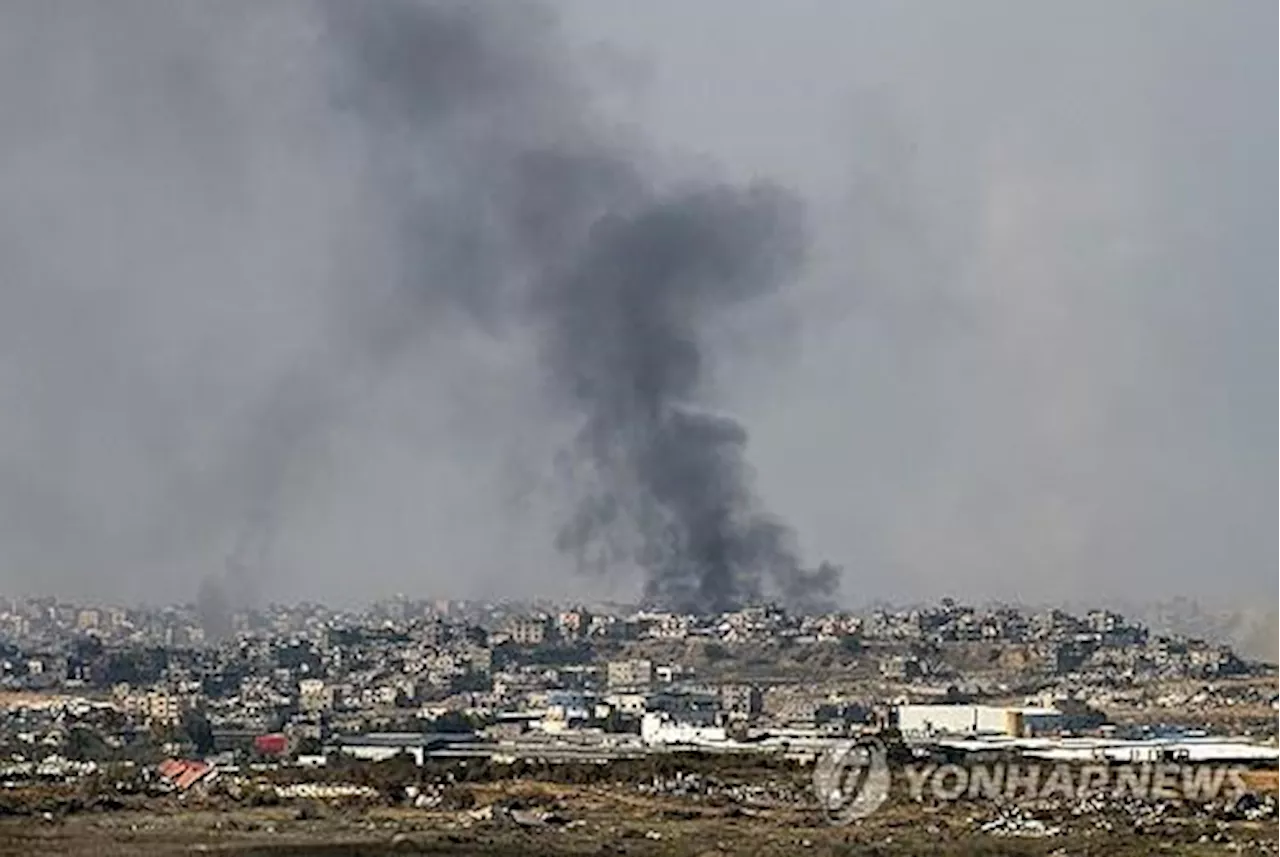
{"left": 538, "top": 185, "right": 837, "bottom": 611}
{"left": 322, "top": 0, "right": 839, "bottom": 613}
{"left": 191, "top": 1, "right": 571, "bottom": 630}
{"left": 19, "top": 0, "right": 838, "bottom": 630}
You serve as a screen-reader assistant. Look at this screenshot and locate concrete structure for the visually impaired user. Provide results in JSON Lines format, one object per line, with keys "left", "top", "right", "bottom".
{"left": 541, "top": 690, "right": 596, "bottom": 731}
{"left": 123, "top": 691, "right": 184, "bottom": 726}
{"left": 329, "top": 732, "right": 472, "bottom": 766}
{"left": 607, "top": 658, "right": 654, "bottom": 690}
{"left": 605, "top": 692, "right": 647, "bottom": 716}
{"left": 648, "top": 689, "right": 721, "bottom": 724}
{"left": 298, "top": 679, "right": 333, "bottom": 713}
{"left": 557, "top": 609, "right": 591, "bottom": 639}
{"left": 640, "top": 712, "right": 728, "bottom": 746}
{"left": 930, "top": 735, "right": 1280, "bottom": 765}
{"left": 508, "top": 617, "right": 550, "bottom": 646}
{"left": 719, "top": 684, "right": 763, "bottom": 719}
{"left": 1023, "top": 737, "right": 1280, "bottom": 764}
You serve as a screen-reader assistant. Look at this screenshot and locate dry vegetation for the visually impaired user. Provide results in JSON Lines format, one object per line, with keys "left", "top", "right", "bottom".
{"left": 0, "top": 755, "right": 1272, "bottom": 856}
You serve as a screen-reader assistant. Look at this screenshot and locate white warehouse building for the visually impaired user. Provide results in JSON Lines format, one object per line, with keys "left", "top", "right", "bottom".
{"left": 640, "top": 712, "right": 728, "bottom": 746}
{"left": 896, "top": 704, "right": 1063, "bottom": 737}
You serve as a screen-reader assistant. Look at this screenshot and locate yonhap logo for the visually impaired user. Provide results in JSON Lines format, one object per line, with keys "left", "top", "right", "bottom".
{"left": 811, "top": 742, "right": 1254, "bottom": 827}
{"left": 813, "top": 738, "right": 891, "bottom": 824}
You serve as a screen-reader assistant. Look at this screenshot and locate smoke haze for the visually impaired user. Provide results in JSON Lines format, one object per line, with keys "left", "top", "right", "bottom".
{"left": 319, "top": 0, "right": 839, "bottom": 612}
{"left": 0, "top": 2, "right": 1271, "bottom": 632}
{"left": 558, "top": 0, "right": 1275, "bottom": 617}
{"left": 0, "top": 0, "right": 840, "bottom": 616}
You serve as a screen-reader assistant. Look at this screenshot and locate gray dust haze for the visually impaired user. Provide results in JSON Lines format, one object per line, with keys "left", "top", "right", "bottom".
{"left": 0, "top": 1, "right": 1271, "bottom": 643}
{"left": 323, "top": 0, "right": 840, "bottom": 613}
{"left": 0, "top": 0, "right": 838, "bottom": 622}
{"left": 560, "top": 0, "right": 1276, "bottom": 642}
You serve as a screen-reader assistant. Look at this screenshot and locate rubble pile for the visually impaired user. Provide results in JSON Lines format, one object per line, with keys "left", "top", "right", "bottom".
{"left": 1209, "top": 791, "right": 1278, "bottom": 822}
{"left": 969, "top": 790, "right": 1278, "bottom": 840}
{"left": 0, "top": 755, "right": 98, "bottom": 784}
{"left": 273, "top": 782, "right": 377, "bottom": 800}
{"left": 404, "top": 783, "right": 443, "bottom": 809}
{"left": 463, "top": 799, "right": 574, "bottom": 830}
{"left": 637, "top": 771, "right": 805, "bottom": 806}
{"left": 976, "top": 805, "right": 1062, "bottom": 838}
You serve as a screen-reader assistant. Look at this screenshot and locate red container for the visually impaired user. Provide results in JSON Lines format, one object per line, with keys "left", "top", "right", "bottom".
{"left": 253, "top": 733, "right": 288, "bottom": 756}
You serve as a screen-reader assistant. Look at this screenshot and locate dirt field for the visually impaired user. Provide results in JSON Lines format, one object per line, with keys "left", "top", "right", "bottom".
{"left": 0, "top": 779, "right": 1273, "bottom": 857}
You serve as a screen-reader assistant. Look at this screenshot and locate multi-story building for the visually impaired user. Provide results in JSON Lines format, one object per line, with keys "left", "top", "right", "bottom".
{"left": 606, "top": 658, "right": 653, "bottom": 690}
{"left": 298, "top": 678, "right": 334, "bottom": 713}
{"left": 508, "top": 616, "right": 550, "bottom": 647}
{"left": 557, "top": 609, "right": 591, "bottom": 640}
{"left": 718, "top": 684, "right": 763, "bottom": 719}
{"left": 123, "top": 690, "right": 185, "bottom": 726}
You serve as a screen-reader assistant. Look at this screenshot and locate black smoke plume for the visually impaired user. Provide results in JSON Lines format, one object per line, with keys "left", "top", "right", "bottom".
{"left": 539, "top": 186, "right": 840, "bottom": 612}
{"left": 320, "top": 0, "right": 841, "bottom": 613}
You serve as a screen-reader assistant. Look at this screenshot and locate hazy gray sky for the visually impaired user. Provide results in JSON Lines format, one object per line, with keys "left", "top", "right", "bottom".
{"left": 0, "top": 1, "right": 1272, "bottom": 612}
{"left": 560, "top": 0, "right": 1277, "bottom": 609}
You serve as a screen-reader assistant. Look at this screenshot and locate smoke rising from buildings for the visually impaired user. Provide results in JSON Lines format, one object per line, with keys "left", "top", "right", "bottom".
{"left": 0, "top": 0, "right": 839, "bottom": 622}
{"left": 322, "top": 0, "right": 839, "bottom": 613}
{"left": 537, "top": 184, "right": 839, "bottom": 611}
{"left": 0, "top": 2, "right": 1269, "bottom": 638}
